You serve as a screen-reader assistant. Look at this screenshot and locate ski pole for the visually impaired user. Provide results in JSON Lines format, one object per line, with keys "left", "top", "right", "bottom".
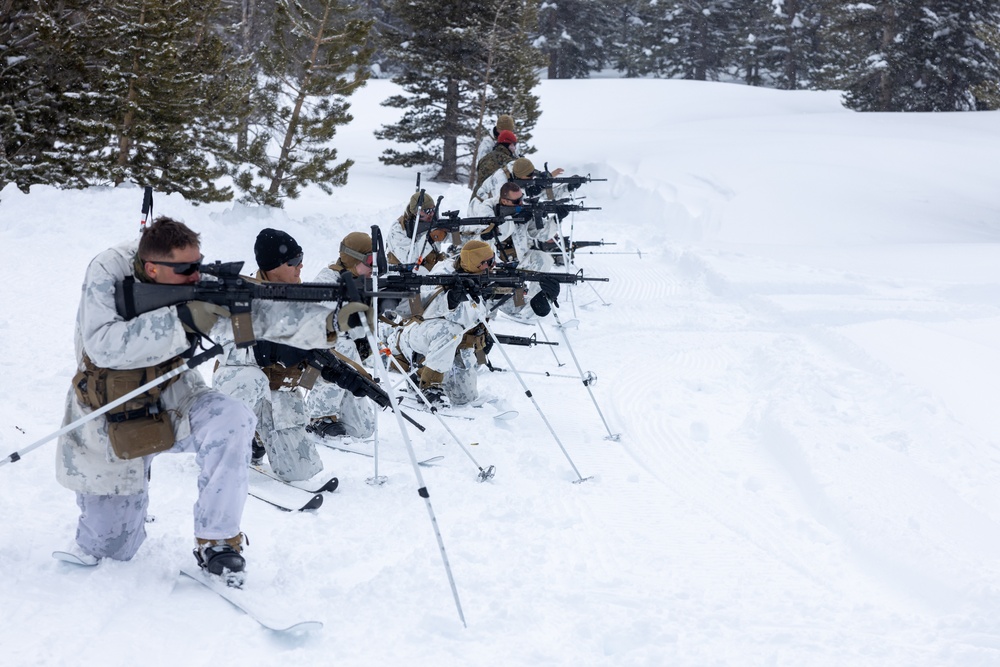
{"left": 475, "top": 305, "right": 591, "bottom": 484}
{"left": 383, "top": 351, "right": 495, "bottom": 482}
{"left": 534, "top": 319, "right": 565, "bottom": 367}
{"left": 1, "top": 344, "right": 221, "bottom": 469}
{"left": 366, "top": 226, "right": 467, "bottom": 627}
{"left": 552, "top": 311, "right": 620, "bottom": 442}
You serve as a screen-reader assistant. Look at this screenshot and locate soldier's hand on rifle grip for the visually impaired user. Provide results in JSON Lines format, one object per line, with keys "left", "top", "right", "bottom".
{"left": 177, "top": 301, "right": 230, "bottom": 335}
{"left": 446, "top": 284, "right": 469, "bottom": 309}
{"left": 568, "top": 180, "right": 583, "bottom": 192}
{"left": 539, "top": 276, "right": 561, "bottom": 307}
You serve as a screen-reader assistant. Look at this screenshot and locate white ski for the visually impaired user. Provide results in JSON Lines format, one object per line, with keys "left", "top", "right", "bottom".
{"left": 52, "top": 550, "right": 99, "bottom": 567}
{"left": 179, "top": 565, "right": 323, "bottom": 634}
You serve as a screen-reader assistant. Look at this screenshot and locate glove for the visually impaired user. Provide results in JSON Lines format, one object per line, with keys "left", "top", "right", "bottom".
{"left": 482, "top": 334, "right": 494, "bottom": 356}
{"left": 480, "top": 224, "right": 500, "bottom": 241}
{"left": 529, "top": 291, "right": 551, "bottom": 317}
{"left": 555, "top": 206, "right": 570, "bottom": 222}
{"left": 525, "top": 183, "right": 543, "bottom": 198}
{"left": 354, "top": 337, "right": 372, "bottom": 361}
{"left": 320, "top": 365, "right": 370, "bottom": 398}
{"left": 336, "top": 301, "right": 373, "bottom": 336}
{"left": 538, "top": 276, "right": 560, "bottom": 305}
{"left": 447, "top": 283, "right": 469, "bottom": 309}
{"left": 177, "top": 301, "right": 230, "bottom": 334}
{"left": 568, "top": 180, "right": 582, "bottom": 192}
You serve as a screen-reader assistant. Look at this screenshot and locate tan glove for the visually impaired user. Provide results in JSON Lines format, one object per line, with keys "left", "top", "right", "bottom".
{"left": 178, "top": 301, "right": 231, "bottom": 334}
{"left": 336, "top": 301, "right": 375, "bottom": 336}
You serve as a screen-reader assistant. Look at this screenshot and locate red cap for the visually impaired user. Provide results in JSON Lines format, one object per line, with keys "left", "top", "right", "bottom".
{"left": 497, "top": 130, "right": 517, "bottom": 145}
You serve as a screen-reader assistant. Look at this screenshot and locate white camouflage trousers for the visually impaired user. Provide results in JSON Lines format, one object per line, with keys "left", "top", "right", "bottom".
{"left": 74, "top": 391, "right": 255, "bottom": 560}
{"left": 391, "top": 321, "right": 479, "bottom": 406}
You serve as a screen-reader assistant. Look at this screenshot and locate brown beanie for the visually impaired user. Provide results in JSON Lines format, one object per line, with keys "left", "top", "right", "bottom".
{"left": 511, "top": 158, "right": 535, "bottom": 179}
{"left": 460, "top": 240, "right": 494, "bottom": 273}
{"left": 496, "top": 115, "right": 515, "bottom": 133}
{"left": 339, "top": 231, "right": 373, "bottom": 270}
{"left": 406, "top": 191, "right": 436, "bottom": 217}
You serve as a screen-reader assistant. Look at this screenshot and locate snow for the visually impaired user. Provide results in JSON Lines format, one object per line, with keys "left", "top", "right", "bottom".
{"left": 3, "top": 78, "right": 1000, "bottom": 665}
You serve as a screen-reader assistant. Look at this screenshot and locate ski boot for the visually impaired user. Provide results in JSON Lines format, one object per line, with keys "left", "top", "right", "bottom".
{"left": 307, "top": 416, "right": 347, "bottom": 438}
{"left": 194, "top": 533, "right": 247, "bottom": 588}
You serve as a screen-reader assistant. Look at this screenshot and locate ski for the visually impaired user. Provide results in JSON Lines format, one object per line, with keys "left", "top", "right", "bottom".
{"left": 396, "top": 395, "right": 518, "bottom": 421}
{"left": 250, "top": 465, "right": 340, "bottom": 494}
{"left": 248, "top": 489, "right": 323, "bottom": 512}
{"left": 316, "top": 439, "right": 444, "bottom": 467}
{"left": 52, "top": 550, "right": 99, "bottom": 567}
{"left": 179, "top": 565, "right": 322, "bottom": 634}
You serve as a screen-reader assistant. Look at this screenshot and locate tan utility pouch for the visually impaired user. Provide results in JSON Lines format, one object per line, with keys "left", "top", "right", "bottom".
{"left": 73, "top": 355, "right": 181, "bottom": 460}
{"left": 262, "top": 363, "right": 304, "bottom": 392}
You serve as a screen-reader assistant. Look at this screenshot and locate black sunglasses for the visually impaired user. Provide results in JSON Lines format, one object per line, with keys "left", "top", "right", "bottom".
{"left": 146, "top": 255, "right": 204, "bottom": 276}
{"left": 479, "top": 257, "right": 495, "bottom": 268}
{"left": 285, "top": 254, "right": 303, "bottom": 267}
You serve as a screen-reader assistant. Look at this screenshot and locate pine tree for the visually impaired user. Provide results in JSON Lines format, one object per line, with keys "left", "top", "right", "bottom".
{"left": 753, "top": 0, "right": 825, "bottom": 89}
{"left": 633, "top": 1, "right": 740, "bottom": 80}
{"left": 825, "top": 0, "right": 1000, "bottom": 112}
{"left": 973, "top": 21, "right": 1000, "bottom": 108}
{"left": 375, "top": 0, "right": 543, "bottom": 184}
{"left": 232, "top": 0, "right": 373, "bottom": 207}
{"left": 1, "top": 1, "right": 94, "bottom": 191}
{"left": 535, "top": 0, "right": 615, "bottom": 79}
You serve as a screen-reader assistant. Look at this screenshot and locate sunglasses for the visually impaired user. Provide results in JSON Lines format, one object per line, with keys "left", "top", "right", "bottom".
{"left": 146, "top": 255, "right": 204, "bottom": 276}
{"left": 285, "top": 254, "right": 303, "bottom": 267}
{"left": 479, "top": 257, "right": 495, "bottom": 268}
{"left": 504, "top": 196, "right": 523, "bottom": 205}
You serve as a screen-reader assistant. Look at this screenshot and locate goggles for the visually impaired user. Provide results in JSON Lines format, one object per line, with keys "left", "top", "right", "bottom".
{"left": 285, "top": 254, "right": 304, "bottom": 267}
{"left": 479, "top": 256, "right": 495, "bottom": 269}
{"left": 341, "top": 244, "right": 374, "bottom": 266}
{"left": 145, "top": 255, "right": 204, "bottom": 276}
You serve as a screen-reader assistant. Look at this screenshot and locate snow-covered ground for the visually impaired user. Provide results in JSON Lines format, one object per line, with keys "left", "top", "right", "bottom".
{"left": 2, "top": 78, "right": 1000, "bottom": 666}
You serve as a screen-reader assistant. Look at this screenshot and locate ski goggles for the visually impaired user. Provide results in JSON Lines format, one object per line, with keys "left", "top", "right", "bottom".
{"left": 145, "top": 255, "right": 205, "bottom": 276}
{"left": 340, "top": 245, "right": 374, "bottom": 266}
{"left": 285, "top": 254, "right": 304, "bottom": 267}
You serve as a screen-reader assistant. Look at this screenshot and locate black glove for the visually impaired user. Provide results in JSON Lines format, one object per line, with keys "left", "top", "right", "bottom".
{"left": 463, "top": 277, "right": 482, "bottom": 300}
{"left": 447, "top": 284, "right": 469, "bottom": 309}
{"left": 555, "top": 206, "right": 570, "bottom": 222}
{"left": 354, "top": 337, "right": 372, "bottom": 361}
{"left": 568, "top": 180, "right": 582, "bottom": 192}
{"left": 482, "top": 335, "right": 494, "bottom": 356}
{"left": 538, "top": 276, "right": 560, "bottom": 305}
{"left": 529, "top": 291, "right": 551, "bottom": 317}
{"left": 480, "top": 224, "right": 500, "bottom": 240}
{"left": 320, "top": 365, "right": 369, "bottom": 398}
{"left": 525, "top": 183, "right": 543, "bottom": 198}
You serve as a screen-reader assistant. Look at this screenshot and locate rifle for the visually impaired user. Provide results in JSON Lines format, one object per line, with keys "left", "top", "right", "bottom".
{"left": 115, "top": 260, "right": 370, "bottom": 347}
{"left": 511, "top": 164, "right": 607, "bottom": 192}
{"left": 568, "top": 239, "right": 615, "bottom": 251}
{"left": 491, "top": 263, "right": 610, "bottom": 285}
{"left": 496, "top": 197, "right": 601, "bottom": 227}
{"left": 493, "top": 333, "right": 558, "bottom": 347}
{"left": 370, "top": 267, "right": 527, "bottom": 299}
{"left": 301, "top": 348, "right": 391, "bottom": 409}
{"left": 409, "top": 208, "right": 499, "bottom": 239}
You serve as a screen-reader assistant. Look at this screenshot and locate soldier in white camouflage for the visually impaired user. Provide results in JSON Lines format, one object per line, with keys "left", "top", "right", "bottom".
{"left": 57, "top": 217, "right": 343, "bottom": 579}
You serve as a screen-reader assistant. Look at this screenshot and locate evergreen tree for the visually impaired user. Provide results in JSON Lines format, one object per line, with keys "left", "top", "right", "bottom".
{"left": 376, "top": 0, "right": 543, "bottom": 184}
{"left": 1, "top": 1, "right": 94, "bottom": 191}
{"left": 535, "top": 0, "right": 615, "bottom": 79}
{"left": 973, "top": 21, "right": 1000, "bottom": 108}
{"left": 608, "top": 0, "right": 651, "bottom": 77}
{"left": 232, "top": 0, "right": 373, "bottom": 207}
{"left": 633, "top": 1, "right": 740, "bottom": 80}
{"left": 825, "top": 0, "right": 1000, "bottom": 112}
{"left": 753, "top": 0, "right": 825, "bottom": 89}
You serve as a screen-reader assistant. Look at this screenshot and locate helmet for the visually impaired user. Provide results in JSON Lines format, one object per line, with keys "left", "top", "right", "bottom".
{"left": 407, "top": 191, "right": 436, "bottom": 217}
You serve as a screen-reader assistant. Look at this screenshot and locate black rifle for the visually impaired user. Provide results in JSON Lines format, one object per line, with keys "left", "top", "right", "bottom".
{"left": 370, "top": 267, "right": 527, "bottom": 298}
{"left": 115, "top": 260, "right": 369, "bottom": 347}
{"left": 496, "top": 197, "right": 601, "bottom": 227}
{"left": 494, "top": 333, "right": 558, "bottom": 347}
{"left": 569, "top": 239, "right": 615, "bottom": 251}
{"left": 302, "top": 348, "right": 391, "bottom": 409}
{"left": 408, "top": 208, "right": 499, "bottom": 238}
{"left": 491, "top": 263, "right": 610, "bottom": 285}
{"left": 511, "top": 165, "right": 607, "bottom": 192}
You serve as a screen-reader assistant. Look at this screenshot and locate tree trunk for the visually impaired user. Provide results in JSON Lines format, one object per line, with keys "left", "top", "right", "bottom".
{"left": 783, "top": 0, "right": 799, "bottom": 89}
{"left": 878, "top": 2, "right": 896, "bottom": 111}
{"left": 116, "top": 0, "right": 146, "bottom": 185}
{"left": 267, "top": 0, "right": 330, "bottom": 198}
{"left": 438, "top": 78, "right": 460, "bottom": 182}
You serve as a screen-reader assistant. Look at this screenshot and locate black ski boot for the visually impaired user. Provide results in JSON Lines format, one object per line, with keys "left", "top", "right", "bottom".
{"left": 194, "top": 534, "right": 247, "bottom": 587}
{"left": 307, "top": 417, "right": 347, "bottom": 438}
{"left": 251, "top": 434, "right": 266, "bottom": 466}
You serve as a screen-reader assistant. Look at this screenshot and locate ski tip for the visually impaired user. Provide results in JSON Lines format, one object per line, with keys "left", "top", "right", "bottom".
{"left": 273, "top": 620, "right": 324, "bottom": 634}
{"left": 321, "top": 477, "right": 340, "bottom": 493}
{"left": 492, "top": 410, "right": 519, "bottom": 421}
{"left": 52, "top": 550, "right": 99, "bottom": 567}
{"left": 301, "top": 494, "right": 324, "bottom": 511}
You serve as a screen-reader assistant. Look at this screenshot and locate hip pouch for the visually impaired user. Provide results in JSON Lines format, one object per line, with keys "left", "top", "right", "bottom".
{"left": 73, "top": 356, "right": 181, "bottom": 460}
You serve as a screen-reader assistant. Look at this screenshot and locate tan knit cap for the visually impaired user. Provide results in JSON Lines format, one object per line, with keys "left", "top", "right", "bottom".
{"left": 460, "top": 240, "right": 494, "bottom": 273}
